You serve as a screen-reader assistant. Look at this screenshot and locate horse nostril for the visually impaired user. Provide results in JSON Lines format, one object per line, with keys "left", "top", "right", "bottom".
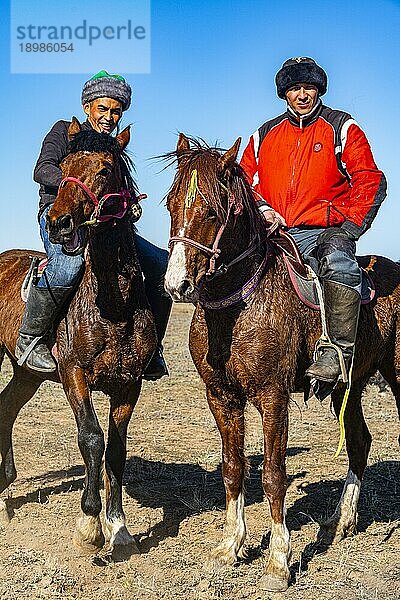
{"left": 178, "top": 280, "right": 192, "bottom": 296}
{"left": 58, "top": 214, "right": 73, "bottom": 234}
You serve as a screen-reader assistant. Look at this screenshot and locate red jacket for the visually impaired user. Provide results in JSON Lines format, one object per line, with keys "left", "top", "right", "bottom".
{"left": 240, "top": 102, "right": 386, "bottom": 239}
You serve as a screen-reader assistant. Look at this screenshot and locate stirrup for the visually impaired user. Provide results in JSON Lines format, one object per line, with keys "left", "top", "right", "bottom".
{"left": 313, "top": 338, "right": 348, "bottom": 383}
{"left": 16, "top": 335, "right": 42, "bottom": 367}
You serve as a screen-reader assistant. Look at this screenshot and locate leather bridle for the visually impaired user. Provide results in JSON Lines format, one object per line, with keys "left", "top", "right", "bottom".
{"left": 168, "top": 185, "right": 260, "bottom": 279}
{"left": 58, "top": 176, "right": 134, "bottom": 225}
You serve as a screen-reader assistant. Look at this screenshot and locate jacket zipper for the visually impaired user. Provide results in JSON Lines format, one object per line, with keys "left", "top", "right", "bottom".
{"left": 288, "top": 115, "right": 304, "bottom": 223}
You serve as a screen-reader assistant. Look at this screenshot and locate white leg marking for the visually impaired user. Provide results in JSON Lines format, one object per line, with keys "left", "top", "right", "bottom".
{"left": 104, "top": 515, "right": 137, "bottom": 549}
{"left": 165, "top": 228, "right": 188, "bottom": 299}
{"left": 73, "top": 513, "right": 104, "bottom": 552}
{"left": 328, "top": 469, "right": 361, "bottom": 538}
{"left": 208, "top": 492, "right": 246, "bottom": 567}
{"left": 0, "top": 499, "right": 10, "bottom": 526}
{"left": 338, "top": 470, "right": 361, "bottom": 520}
{"left": 260, "top": 510, "right": 291, "bottom": 592}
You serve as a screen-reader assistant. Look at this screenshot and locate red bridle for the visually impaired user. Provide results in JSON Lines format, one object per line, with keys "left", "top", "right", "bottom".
{"left": 59, "top": 176, "right": 134, "bottom": 224}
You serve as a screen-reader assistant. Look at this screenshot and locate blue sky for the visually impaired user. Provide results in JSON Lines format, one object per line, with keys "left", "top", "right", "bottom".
{"left": 1, "top": 0, "right": 400, "bottom": 258}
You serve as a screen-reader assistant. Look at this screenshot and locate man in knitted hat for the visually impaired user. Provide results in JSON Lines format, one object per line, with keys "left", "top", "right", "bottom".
{"left": 240, "top": 57, "right": 387, "bottom": 388}
{"left": 16, "top": 71, "right": 171, "bottom": 380}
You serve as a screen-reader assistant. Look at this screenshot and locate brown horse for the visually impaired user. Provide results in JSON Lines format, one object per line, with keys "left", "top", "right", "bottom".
{"left": 164, "top": 134, "right": 400, "bottom": 592}
{"left": 0, "top": 119, "right": 156, "bottom": 555}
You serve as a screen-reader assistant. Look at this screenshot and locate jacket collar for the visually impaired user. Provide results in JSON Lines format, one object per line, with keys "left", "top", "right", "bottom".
{"left": 83, "top": 119, "right": 94, "bottom": 130}
{"left": 286, "top": 98, "right": 323, "bottom": 128}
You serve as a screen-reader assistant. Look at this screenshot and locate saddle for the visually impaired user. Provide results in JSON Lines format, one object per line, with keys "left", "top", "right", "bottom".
{"left": 270, "top": 230, "right": 375, "bottom": 309}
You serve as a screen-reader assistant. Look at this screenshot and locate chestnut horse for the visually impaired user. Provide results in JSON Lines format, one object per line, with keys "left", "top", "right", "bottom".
{"left": 0, "top": 119, "right": 156, "bottom": 554}
{"left": 164, "top": 134, "right": 400, "bottom": 591}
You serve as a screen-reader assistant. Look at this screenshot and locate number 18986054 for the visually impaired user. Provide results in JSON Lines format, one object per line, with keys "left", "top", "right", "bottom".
{"left": 19, "top": 43, "right": 74, "bottom": 52}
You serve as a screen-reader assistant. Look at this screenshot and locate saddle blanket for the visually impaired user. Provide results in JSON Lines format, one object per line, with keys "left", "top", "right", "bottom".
{"left": 283, "top": 254, "right": 375, "bottom": 310}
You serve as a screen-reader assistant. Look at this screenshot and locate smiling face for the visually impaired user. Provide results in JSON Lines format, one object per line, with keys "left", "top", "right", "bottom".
{"left": 285, "top": 83, "right": 318, "bottom": 115}
{"left": 83, "top": 97, "right": 123, "bottom": 134}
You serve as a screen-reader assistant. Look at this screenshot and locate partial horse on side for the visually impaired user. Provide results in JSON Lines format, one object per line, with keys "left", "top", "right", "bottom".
{"left": 164, "top": 134, "right": 400, "bottom": 592}
{"left": 0, "top": 118, "right": 157, "bottom": 555}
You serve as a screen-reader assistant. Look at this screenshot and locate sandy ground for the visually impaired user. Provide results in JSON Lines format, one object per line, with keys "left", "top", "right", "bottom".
{"left": 0, "top": 303, "right": 399, "bottom": 600}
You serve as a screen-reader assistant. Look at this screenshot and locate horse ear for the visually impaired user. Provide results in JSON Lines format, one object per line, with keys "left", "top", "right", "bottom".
{"left": 116, "top": 126, "right": 130, "bottom": 150}
{"left": 68, "top": 117, "right": 81, "bottom": 140}
{"left": 217, "top": 137, "right": 242, "bottom": 173}
{"left": 177, "top": 133, "right": 190, "bottom": 162}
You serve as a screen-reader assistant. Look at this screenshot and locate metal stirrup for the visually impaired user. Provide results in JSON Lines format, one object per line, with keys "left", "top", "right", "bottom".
{"left": 17, "top": 335, "right": 43, "bottom": 367}
{"left": 310, "top": 267, "right": 348, "bottom": 384}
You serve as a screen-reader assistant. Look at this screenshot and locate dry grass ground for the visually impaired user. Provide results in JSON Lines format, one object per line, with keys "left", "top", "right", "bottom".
{"left": 0, "top": 303, "right": 399, "bottom": 599}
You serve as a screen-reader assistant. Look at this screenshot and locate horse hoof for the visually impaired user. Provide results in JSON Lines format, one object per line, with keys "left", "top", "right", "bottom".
{"left": 111, "top": 539, "right": 140, "bottom": 562}
{"left": 319, "top": 518, "right": 357, "bottom": 544}
{"left": 259, "top": 573, "right": 289, "bottom": 592}
{"left": 73, "top": 515, "right": 105, "bottom": 554}
{"left": 104, "top": 521, "right": 140, "bottom": 561}
{"left": 205, "top": 545, "right": 237, "bottom": 572}
{"left": 0, "top": 500, "right": 10, "bottom": 527}
{"left": 112, "top": 527, "right": 140, "bottom": 560}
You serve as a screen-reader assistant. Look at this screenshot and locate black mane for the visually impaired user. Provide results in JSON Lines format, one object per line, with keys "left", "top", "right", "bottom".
{"left": 67, "top": 129, "right": 138, "bottom": 198}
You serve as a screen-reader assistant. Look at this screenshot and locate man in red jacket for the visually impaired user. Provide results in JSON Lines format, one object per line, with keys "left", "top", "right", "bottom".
{"left": 240, "top": 57, "right": 387, "bottom": 385}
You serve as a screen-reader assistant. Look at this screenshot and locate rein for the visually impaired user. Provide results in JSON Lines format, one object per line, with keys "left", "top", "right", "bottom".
{"left": 59, "top": 176, "right": 141, "bottom": 225}
{"left": 168, "top": 171, "right": 267, "bottom": 309}
{"left": 199, "top": 252, "right": 268, "bottom": 310}
{"left": 169, "top": 180, "right": 260, "bottom": 279}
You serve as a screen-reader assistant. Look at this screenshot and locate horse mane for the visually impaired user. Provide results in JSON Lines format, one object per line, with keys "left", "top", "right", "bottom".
{"left": 67, "top": 129, "right": 138, "bottom": 199}
{"left": 163, "top": 137, "right": 265, "bottom": 241}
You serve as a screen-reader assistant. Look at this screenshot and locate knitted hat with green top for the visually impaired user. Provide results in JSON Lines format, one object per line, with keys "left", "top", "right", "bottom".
{"left": 81, "top": 70, "right": 132, "bottom": 111}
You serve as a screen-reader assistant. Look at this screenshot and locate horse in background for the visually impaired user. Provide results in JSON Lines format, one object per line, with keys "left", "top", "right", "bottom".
{"left": 0, "top": 118, "right": 156, "bottom": 555}
{"left": 164, "top": 133, "right": 400, "bottom": 592}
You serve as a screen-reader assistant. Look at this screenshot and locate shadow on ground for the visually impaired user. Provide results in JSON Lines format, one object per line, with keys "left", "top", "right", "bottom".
{"left": 3, "top": 452, "right": 398, "bottom": 574}
{"left": 123, "top": 447, "right": 309, "bottom": 553}
{"left": 5, "top": 465, "right": 85, "bottom": 518}
{"left": 287, "top": 460, "right": 400, "bottom": 583}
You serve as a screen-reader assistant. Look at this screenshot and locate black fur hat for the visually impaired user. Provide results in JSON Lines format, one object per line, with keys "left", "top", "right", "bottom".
{"left": 275, "top": 57, "right": 327, "bottom": 99}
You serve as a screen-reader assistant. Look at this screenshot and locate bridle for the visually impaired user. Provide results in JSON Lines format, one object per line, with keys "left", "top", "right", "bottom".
{"left": 58, "top": 176, "right": 141, "bottom": 225}
{"left": 168, "top": 173, "right": 261, "bottom": 279}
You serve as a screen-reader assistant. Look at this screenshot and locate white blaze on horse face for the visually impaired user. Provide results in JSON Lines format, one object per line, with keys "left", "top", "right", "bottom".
{"left": 165, "top": 227, "right": 189, "bottom": 300}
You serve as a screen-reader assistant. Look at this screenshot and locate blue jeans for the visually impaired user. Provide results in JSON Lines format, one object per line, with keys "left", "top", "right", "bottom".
{"left": 37, "top": 207, "right": 171, "bottom": 341}
{"left": 288, "top": 226, "right": 362, "bottom": 294}
{"left": 37, "top": 207, "right": 85, "bottom": 288}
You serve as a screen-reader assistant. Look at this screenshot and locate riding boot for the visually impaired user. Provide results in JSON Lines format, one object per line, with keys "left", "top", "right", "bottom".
{"left": 143, "top": 288, "right": 172, "bottom": 381}
{"left": 15, "top": 285, "right": 74, "bottom": 373}
{"left": 305, "top": 280, "right": 361, "bottom": 383}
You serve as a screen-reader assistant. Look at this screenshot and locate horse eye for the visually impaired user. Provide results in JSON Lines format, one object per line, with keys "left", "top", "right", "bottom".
{"left": 206, "top": 207, "right": 217, "bottom": 220}
{"left": 98, "top": 167, "right": 110, "bottom": 177}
